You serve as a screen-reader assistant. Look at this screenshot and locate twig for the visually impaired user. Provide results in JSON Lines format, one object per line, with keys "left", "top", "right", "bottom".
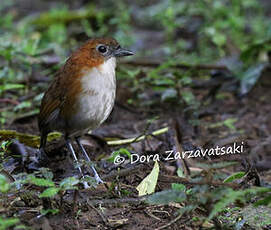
{"left": 0, "top": 169, "right": 15, "bottom": 183}
{"left": 159, "top": 175, "right": 239, "bottom": 189}
{"left": 102, "top": 164, "right": 146, "bottom": 181}
{"left": 121, "top": 59, "right": 229, "bottom": 71}
{"left": 0, "top": 98, "right": 20, "bottom": 105}
{"left": 87, "top": 201, "right": 108, "bottom": 225}
{"left": 86, "top": 195, "right": 149, "bottom": 206}
{"left": 133, "top": 118, "right": 153, "bottom": 144}
{"left": 172, "top": 120, "right": 190, "bottom": 177}
{"left": 115, "top": 101, "right": 141, "bottom": 114}
{"left": 155, "top": 213, "right": 183, "bottom": 230}
{"left": 73, "top": 190, "right": 79, "bottom": 215}
{"left": 107, "top": 127, "right": 168, "bottom": 146}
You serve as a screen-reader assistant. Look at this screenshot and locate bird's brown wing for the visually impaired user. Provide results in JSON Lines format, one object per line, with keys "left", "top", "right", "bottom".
{"left": 38, "top": 62, "right": 84, "bottom": 133}
{"left": 38, "top": 69, "right": 65, "bottom": 133}
{"left": 38, "top": 54, "right": 93, "bottom": 134}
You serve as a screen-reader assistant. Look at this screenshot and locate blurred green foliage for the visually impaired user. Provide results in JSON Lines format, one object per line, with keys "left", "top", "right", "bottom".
{"left": 0, "top": 217, "right": 20, "bottom": 230}
{"left": 0, "top": 0, "right": 270, "bottom": 123}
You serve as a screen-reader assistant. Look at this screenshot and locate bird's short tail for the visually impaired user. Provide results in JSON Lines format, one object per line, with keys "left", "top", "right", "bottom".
{"left": 38, "top": 132, "right": 49, "bottom": 163}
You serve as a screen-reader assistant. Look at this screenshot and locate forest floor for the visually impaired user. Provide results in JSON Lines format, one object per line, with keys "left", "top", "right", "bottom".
{"left": 2, "top": 65, "right": 271, "bottom": 229}
{"left": 1, "top": 0, "right": 271, "bottom": 229}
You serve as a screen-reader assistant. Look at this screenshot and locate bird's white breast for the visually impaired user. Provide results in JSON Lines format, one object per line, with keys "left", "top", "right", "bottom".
{"left": 71, "top": 57, "right": 116, "bottom": 132}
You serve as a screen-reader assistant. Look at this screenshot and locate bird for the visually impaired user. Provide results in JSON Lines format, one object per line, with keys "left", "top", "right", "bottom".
{"left": 38, "top": 37, "right": 134, "bottom": 184}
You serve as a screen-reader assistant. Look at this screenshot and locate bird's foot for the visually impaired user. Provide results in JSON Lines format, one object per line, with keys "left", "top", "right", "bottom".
{"left": 82, "top": 180, "right": 91, "bottom": 189}
{"left": 94, "top": 173, "right": 104, "bottom": 184}
{"left": 80, "top": 174, "right": 103, "bottom": 189}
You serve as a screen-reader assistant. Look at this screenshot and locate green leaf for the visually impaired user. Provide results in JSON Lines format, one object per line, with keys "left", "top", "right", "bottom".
{"left": 40, "top": 208, "right": 59, "bottom": 216}
{"left": 108, "top": 148, "right": 131, "bottom": 163}
{"left": 0, "top": 174, "right": 10, "bottom": 193}
{"left": 47, "top": 24, "right": 67, "bottom": 45}
{"left": 13, "top": 101, "right": 32, "bottom": 111}
{"left": 161, "top": 88, "right": 177, "bottom": 101}
{"left": 181, "top": 91, "right": 195, "bottom": 105}
{"left": 136, "top": 161, "right": 159, "bottom": 196}
{"left": 223, "top": 118, "right": 237, "bottom": 131}
{"left": 154, "top": 78, "right": 175, "bottom": 86}
{"left": 254, "top": 195, "right": 271, "bottom": 207}
{"left": 223, "top": 171, "right": 246, "bottom": 183}
{"left": 172, "top": 183, "right": 186, "bottom": 192}
{"left": 39, "top": 187, "right": 60, "bottom": 198}
{"left": 0, "top": 84, "right": 24, "bottom": 94}
{"left": 177, "top": 168, "right": 185, "bottom": 178}
{"left": 240, "top": 63, "right": 267, "bottom": 95}
{"left": 59, "top": 176, "right": 79, "bottom": 190}
{"left": 213, "top": 32, "right": 226, "bottom": 46}
{"left": 21, "top": 36, "right": 40, "bottom": 56}
{"left": 208, "top": 188, "right": 242, "bottom": 220}
{"left": 208, "top": 187, "right": 271, "bottom": 220}
{"left": 28, "top": 175, "right": 55, "bottom": 187}
{"left": 147, "top": 189, "right": 186, "bottom": 205}
{"left": 14, "top": 225, "right": 27, "bottom": 229}
{"left": 208, "top": 118, "right": 238, "bottom": 131}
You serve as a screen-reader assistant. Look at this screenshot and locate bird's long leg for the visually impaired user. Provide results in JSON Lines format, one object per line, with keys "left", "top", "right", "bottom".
{"left": 75, "top": 137, "right": 104, "bottom": 184}
{"left": 65, "top": 138, "right": 90, "bottom": 188}
{"left": 66, "top": 138, "right": 84, "bottom": 177}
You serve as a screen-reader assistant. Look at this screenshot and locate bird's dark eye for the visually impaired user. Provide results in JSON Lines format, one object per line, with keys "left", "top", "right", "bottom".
{"left": 98, "top": 45, "right": 107, "bottom": 53}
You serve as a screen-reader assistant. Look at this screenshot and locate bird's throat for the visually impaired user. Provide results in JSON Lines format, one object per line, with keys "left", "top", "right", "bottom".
{"left": 80, "top": 57, "right": 116, "bottom": 93}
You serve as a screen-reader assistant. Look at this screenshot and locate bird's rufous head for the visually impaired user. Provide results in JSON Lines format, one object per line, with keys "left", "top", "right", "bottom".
{"left": 69, "top": 38, "right": 134, "bottom": 68}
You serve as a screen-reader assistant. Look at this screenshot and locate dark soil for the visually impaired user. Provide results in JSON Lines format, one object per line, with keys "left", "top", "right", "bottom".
{"left": 2, "top": 66, "right": 270, "bottom": 229}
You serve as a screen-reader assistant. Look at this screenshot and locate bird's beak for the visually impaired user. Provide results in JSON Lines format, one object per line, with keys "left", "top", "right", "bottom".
{"left": 113, "top": 47, "right": 134, "bottom": 57}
